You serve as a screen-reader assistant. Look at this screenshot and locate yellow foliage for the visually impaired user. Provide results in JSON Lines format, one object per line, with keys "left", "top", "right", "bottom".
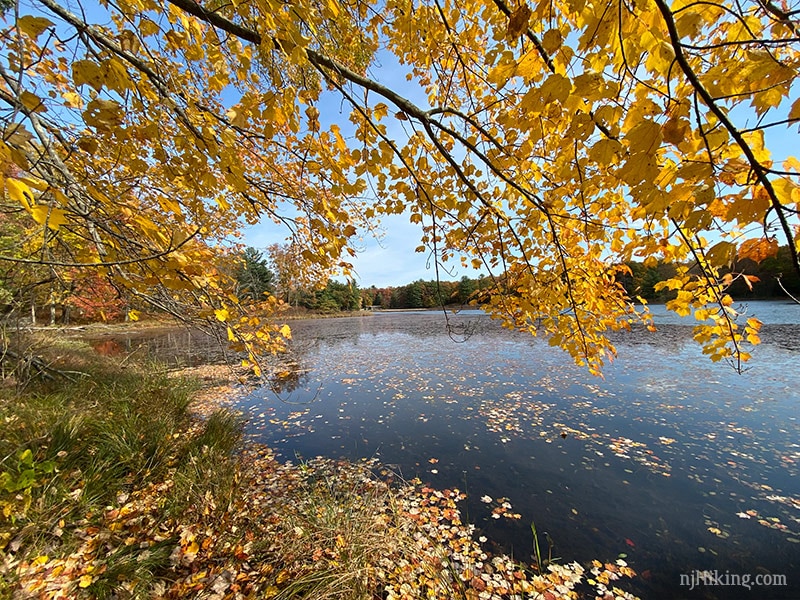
{"left": 0, "top": 0, "right": 796, "bottom": 373}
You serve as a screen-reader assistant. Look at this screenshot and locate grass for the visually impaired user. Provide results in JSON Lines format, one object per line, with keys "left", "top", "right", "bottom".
{"left": 253, "top": 457, "right": 462, "bottom": 600}
{"left": 0, "top": 336, "right": 241, "bottom": 598}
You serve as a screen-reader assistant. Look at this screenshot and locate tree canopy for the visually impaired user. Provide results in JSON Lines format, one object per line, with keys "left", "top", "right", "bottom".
{"left": 1, "top": 0, "right": 798, "bottom": 373}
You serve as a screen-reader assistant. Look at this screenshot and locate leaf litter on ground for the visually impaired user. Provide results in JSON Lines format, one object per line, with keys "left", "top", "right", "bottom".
{"left": 5, "top": 365, "right": 641, "bottom": 600}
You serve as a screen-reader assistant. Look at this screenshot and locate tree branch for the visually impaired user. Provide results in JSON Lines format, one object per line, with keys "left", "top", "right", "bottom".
{"left": 654, "top": 0, "right": 800, "bottom": 279}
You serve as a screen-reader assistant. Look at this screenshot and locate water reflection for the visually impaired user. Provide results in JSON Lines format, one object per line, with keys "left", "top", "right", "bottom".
{"left": 266, "top": 358, "right": 311, "bottom": 394}
{"left": 84, "top": 327, "right": 228, "bottom": 366}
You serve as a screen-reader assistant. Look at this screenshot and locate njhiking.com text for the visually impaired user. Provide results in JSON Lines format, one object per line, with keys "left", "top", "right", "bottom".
{"left": 680, "top": 570, "right": 787, "bottom": 591}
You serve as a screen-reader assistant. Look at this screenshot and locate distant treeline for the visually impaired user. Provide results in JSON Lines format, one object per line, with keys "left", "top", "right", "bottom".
{"left": 367, "top": 276, "right": 490, "bottom": 309}
{"left": 237, "top": 245, "right": 800, "bottom": 313}
{"left": 616, "top": 245, "right": 800, "bottom": 301}
{"left": 368, "top": 245, "right": 800, "bottom": 309}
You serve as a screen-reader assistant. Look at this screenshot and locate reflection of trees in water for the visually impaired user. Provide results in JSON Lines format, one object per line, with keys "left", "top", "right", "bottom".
{"left": 89, "top": 327, "right": 318, "bottom": 399}
{"left": 267, "top": 357, "right": 309, "bottom": 394}
{"left": 91, "top": 310, "right": 798, "bottom": 378}
{"left": 91, "top": 327, "right": 324, "bottom": 403}
{"left": 145, "top": 330, "right": 231, "bottom": 365}
{"left": 87, "top": 329, "right": 234, "bottom": 366}
{"left": 287, "top": 313, "right": 489, "bottom": 348}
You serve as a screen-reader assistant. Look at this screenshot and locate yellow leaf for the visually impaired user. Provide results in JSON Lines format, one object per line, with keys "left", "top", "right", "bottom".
{"left": 72, "top": 60, "right": 105, "bottom": 91}
{"left": 20, "top": 91, "right": 46, "bottom": 113}
{"left": 662, "top": 117, "right": 689, "bottom": 145}
{"left": 588, "top": 139, "right": 623, "bottom": 165}
{"left": 705, "top": 241, "right": 735, "bottom": 267}
{"left": 625, "top": 119, "right": 662, "bottom": 154}
{"left": 279, "top": 324, "right": 292, "bottom": 338}
{"left": 128, "top": 310, "right": 140, "bottom": 322}
{"left": 215, "top": 308, "right": 229, "bottom": 322}
{"left": 789, "top": 97, "right": 800, "bottom": 122}
{"left": 79, "top": 574, "right": 93, "bottom": 588}
{"left": 62, "top": 91, "right": 83, "bottom": 109}
{"left": 541, "top": 29, "right": 562, "bottom": 53}
{"left": 31, "top": 205, "right": 68, "bottom": 230}
{"left": 6, "top": 178, "right": 34, "bottom": 209}
{"left": 49, "top": 208, "right": 69, "bottom": 230}
{"left": 83, "top": 98, "right": 124, "bottom": 131}
{"left": 326, "top": 0, "right": 340, "bottom": 18}
{"left": 39, "top": 205, "right": 67, "bottom": 231}
{"left": 675, "top": 9, "right": 704, "bottom": 37}
{"left": 488, "top": 61, "right": 517, "bottom": 88}
{"left": 102, "top": 58, "right": 133, "bottom": 93}
{"left": 17, "top": 15, "right": 54, "bottom": 38}
{"left": 772, "top": 177, "right": 799, "bottom": 205}
{"left": 644, "top": 42, "right": 675, "bottom": 74}
{"left": 752, "top": 86, "right": 784, "bottom": 116}
{"left": 116, "top": 30, "right": 140, "bottom": 54}
{"left": 540, "top": 73, "right": 571, "bottom": 105}
{"left": 138, "top": 17, "right": 160, "bottom": 37}
{"left": 77, "top": 137, "right": 98, "bottom": 154}
{"left": 573, "top": 72, "right": 607, "bottom": 101}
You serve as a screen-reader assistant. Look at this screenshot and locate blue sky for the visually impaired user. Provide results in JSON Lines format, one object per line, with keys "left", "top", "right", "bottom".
{"left": 242, "top": 213, "right": 457, "bottom": 288}
{"left": 240, "top": 52, "right": 485, "bottom": 288}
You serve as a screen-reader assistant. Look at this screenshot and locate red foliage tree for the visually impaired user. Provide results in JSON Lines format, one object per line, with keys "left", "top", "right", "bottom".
{"left": 65, "top": 270, "right": 126, "bottom": 322}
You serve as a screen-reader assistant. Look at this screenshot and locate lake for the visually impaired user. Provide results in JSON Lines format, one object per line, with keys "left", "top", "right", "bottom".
{"left": 227, "top": 300, "right": 799, "bottom": 599}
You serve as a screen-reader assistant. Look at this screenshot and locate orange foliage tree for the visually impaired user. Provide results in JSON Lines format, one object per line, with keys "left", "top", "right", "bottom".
{"left": 64, "top": 269, "right": 126, "bottom": 323}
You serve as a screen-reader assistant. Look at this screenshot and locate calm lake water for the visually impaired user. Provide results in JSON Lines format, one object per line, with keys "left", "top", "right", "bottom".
{"left": 228, "top": 301, "right": 800, "bottom": 599}
{"left": 106, "top": 301, "right": 800, "bottom": 599}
